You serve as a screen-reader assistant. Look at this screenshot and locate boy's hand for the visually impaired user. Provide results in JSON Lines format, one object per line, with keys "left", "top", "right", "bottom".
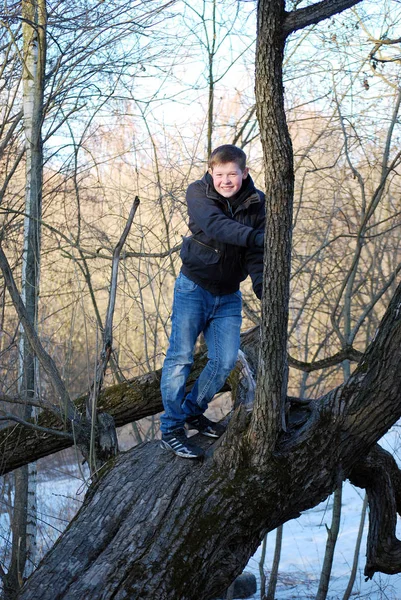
{"left": 254, "top": 231, "right": 264, "bottom": 248}
{"left": 248, "top": 229, "right": 264, "bottom": 248}
{"left": 255, "top": 231, "right": 265, "bottom": 248}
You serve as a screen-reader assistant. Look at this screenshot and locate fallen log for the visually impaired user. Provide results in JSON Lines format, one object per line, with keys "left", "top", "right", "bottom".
{"left": 0, "top": 326, "right": 360, "bottom": 475}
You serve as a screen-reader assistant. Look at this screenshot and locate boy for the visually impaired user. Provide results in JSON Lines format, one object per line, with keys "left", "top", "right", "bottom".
{"left": 160, "top": 144, "right": 265, "bottom": 458}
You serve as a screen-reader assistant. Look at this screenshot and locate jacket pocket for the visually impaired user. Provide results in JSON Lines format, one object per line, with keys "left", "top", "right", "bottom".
{"left": 181, "top": 236, "right": 221, "bottom": 266}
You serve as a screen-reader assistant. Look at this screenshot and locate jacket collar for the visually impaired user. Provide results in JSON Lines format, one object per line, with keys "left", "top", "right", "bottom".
{"left": 203, "top": 172, "right": 261, "bottom": 212}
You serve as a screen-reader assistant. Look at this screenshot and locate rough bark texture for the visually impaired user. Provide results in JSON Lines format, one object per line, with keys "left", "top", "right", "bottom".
{"left": 349, "top": 445, "right": 401, "bottom": 579}
{"left": 253, "top": 0, "right": 294, "bottom": 448}
{"left": 17, "top": 280, "right": 401, "bottom": 599}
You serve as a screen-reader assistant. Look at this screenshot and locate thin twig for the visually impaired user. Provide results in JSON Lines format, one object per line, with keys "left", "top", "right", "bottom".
{"left": 0, "top": 245, "right": 77, "bottom": 423}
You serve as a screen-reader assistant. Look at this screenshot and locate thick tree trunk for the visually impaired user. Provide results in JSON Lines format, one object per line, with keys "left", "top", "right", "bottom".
{"left": 17, "top": 279, "right": 401, "bottom": 599}
{"left": 252, "top": 0, "right": 294, "bottom": 451}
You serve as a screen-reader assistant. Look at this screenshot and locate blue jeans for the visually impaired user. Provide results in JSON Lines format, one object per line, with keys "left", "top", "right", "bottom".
{"left": 160, "top": 273, "right": 242, "bottom": 434}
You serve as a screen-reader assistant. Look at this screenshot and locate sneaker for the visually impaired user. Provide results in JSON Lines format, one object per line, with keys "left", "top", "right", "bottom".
{"left": 161, "top": 428, "right": 204, "bottom": 459}
{"left": 185, "top": 414, "right": 226, "bottom": 438}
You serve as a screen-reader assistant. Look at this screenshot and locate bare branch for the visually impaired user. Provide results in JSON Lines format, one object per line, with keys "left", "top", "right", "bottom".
{"left": 0, "top": 245, "right": 91, "bottom": 451}
{"left": 289, "top": 346, "right": 363, "bottom": 373}
{"left": 0, "top": 413, "right": 73, "bottom": 439}
{"left": 86, "top": 197, "right": 140, "bottom": 471}
{"left": 0, "top": 391, "right": 44, "bottom": 410}
{"left": 104, "top": 197, "right": 140, "bottom": 346}
{"left": 283, "top": 0, "right": 364, "bottom": 38}
{"left": 0, "top": 207, "right": 181, "bottom": 260}
{"left": 0, "top": 109, "right": 23, "bottom": 156}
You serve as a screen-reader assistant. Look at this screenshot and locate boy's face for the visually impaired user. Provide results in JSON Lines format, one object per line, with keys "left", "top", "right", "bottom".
{"left": 209, "top": 161, "right": 249, "bottom": 199}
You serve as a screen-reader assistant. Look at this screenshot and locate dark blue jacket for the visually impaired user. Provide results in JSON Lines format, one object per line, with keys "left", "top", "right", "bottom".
{"left": 180, "top": 172, "right": 265, "bottom": 297}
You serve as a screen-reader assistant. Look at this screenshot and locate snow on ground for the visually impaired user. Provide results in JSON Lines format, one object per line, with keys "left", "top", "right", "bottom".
{"left": 246, "top": 480, "right": 401, "bottom": 599}
{"left": 35, "top": 473, "right": 88, "bottom": 555}
{"left": 0, "top": 468, "right": 89, "bottom": 563}
{"left": 244, "top": 426, "right": 401, "bottom": 600}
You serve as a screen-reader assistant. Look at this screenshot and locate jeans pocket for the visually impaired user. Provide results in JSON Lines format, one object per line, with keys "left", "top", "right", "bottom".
{"left": 175, "top": 273, "right": 198, "bottom": 292}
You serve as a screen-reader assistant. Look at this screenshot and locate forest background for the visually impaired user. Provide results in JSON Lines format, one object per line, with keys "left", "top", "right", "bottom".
{"left": 1, "top": 0, "right": 401, "bottom": 598}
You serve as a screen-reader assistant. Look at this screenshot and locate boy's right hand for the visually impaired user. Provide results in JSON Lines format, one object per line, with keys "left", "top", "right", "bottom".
{"left": 248, "top": 229, "right": 265, "bottom": 248}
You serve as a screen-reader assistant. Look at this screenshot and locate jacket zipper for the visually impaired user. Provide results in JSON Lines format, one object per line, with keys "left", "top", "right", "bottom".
{"left": 192, "top": 237, "right": 220, "bottom": 254}
{"left": 225, "top": 200, "right": 233, "bottom": 217}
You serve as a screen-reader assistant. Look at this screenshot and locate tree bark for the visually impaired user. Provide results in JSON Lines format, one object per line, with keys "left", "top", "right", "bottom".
{"left": 253, "top": 0, "right": 294, "bottom": 450}
{"left": 349, "top": 445, "right": 401, "bottom": 579}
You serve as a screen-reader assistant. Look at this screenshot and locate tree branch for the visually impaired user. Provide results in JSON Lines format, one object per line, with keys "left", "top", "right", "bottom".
{"left": 0, "top": 245, "right": 90, "bottom": 447}
{"left": 289, "top": 346, "right": 363, "bottom": 372}
{"left": 283, "top": 0, "right": 364, "bottom": 38}
{"left": 0, "top": 246, "right": 73, "bottom": 417}
{"left": 0, "top": 413, "right": 73, "bottom": 439}
{"left": 86, "top": 197, "right": 140, "bottom": 472}
{"left": 349, "top": 445, "right": 401, "bottom": 579}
